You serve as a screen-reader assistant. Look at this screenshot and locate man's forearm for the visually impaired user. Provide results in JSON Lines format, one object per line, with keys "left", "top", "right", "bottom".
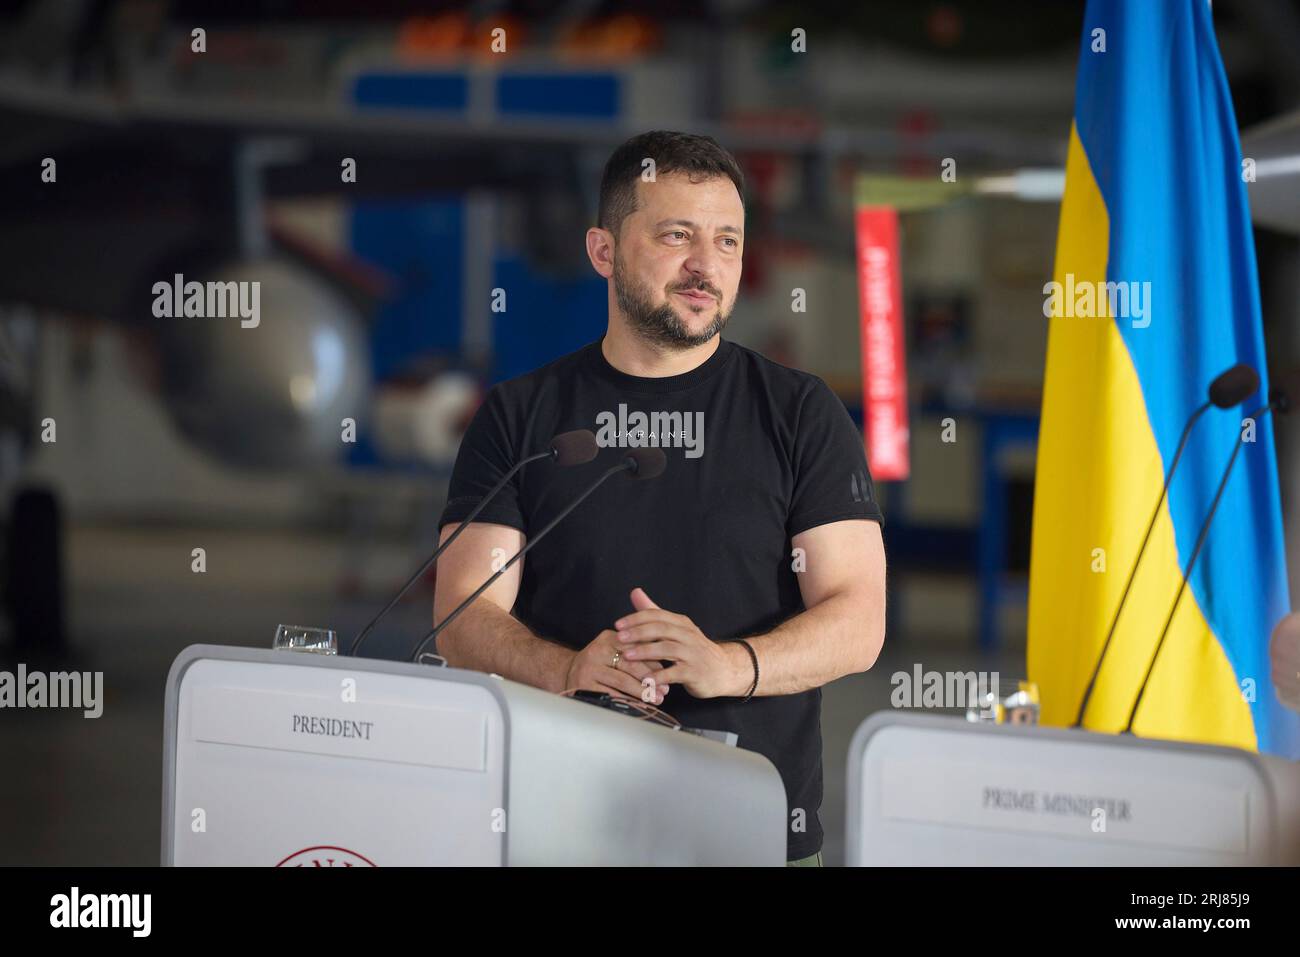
{"left": 725, "top": 590, "right": 884, "bottom": 697}
{"left": 437, "top": 600, "right": 574, "bottom": 693}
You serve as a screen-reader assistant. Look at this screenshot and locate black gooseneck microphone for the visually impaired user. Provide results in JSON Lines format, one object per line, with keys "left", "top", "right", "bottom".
{"left": 348, "top": 429, "right": 598, "bottom": 657}
{"left": 1072, "top": 363, "right": 1258, "bottom": 729}
{"left": 1124, "top": 371, "right": 1299, "bottom": 733}
{"left": 409, "top": 446, "right": 667, "bottom": 663}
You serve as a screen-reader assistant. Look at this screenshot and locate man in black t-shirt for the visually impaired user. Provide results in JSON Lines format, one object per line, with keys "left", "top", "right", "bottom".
{"left": 434, "top": 130, "right": 886, "bottom": 864}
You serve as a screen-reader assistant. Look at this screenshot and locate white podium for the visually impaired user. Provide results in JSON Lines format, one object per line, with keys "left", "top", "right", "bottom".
{"left": 847, "top": 711, "right": 1300, "bottom": 866}
{"left": 163, "top": 644, "right": 787, "bottom": 866}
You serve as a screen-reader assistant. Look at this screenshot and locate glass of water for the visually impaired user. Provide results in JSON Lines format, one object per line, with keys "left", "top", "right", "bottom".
{"left": 966, "top": 677, "right": 1040, "bottom": 724}
{"left": 1000, "top": 679, "right": 1040, "bottom": 724}
{"left": 272, "top": 624, "right": 338, "bottom": 655}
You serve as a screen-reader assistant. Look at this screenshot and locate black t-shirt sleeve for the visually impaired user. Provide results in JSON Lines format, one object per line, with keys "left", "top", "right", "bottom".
{"left": 786, "top": 377, "right": 884, "bottom": 538}
{"left": 438, "top": 384, "right": 527, "bottom": 534}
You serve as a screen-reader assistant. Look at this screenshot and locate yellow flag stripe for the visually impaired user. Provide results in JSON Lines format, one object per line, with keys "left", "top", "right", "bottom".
{"left": 1027, "top": 125, "right": 1255, "bottom": 749}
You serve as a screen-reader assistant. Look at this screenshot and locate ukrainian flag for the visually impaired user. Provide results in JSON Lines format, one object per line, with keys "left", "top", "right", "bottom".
{"left": 1028, "top": 0, "right": 1299, "bottom": 757}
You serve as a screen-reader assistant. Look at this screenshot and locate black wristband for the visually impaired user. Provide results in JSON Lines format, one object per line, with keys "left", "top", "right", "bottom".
{"left": 731, "top": 638, "right": 758, "bottom": 702}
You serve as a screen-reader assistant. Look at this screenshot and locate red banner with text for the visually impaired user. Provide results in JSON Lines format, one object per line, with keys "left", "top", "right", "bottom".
{"left": 854, "top": 205, "right": 910, "bottom": 481}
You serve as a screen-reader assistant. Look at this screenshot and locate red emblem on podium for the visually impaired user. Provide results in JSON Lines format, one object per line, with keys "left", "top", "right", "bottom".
{"left": 275, "top": 845, "right": 377, "bottom": 867}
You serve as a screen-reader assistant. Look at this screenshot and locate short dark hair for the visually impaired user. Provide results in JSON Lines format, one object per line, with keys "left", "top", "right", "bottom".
{"left": 597, "top": 130, "right": 745, "bottom": 239}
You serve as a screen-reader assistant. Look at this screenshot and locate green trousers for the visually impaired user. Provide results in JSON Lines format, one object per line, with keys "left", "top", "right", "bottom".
{"left": 786, "top": 851, "right": 824, "bottom": 867}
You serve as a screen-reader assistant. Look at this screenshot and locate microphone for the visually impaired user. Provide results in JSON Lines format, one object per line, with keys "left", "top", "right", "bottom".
{"left": 347, "top": 429, "right": 597, "bottom": 656}
{"left": 1073, "top": 364, "right": 1258, "bottom": 728}
{"left": 1124, "top": 370, "right": 1299, "bottom": 733}
{"left": 408, "top": 446, "right": 667, "bottom": 662}
{"left": 1209, "top": 364, "right": 1261, "bottom": 408}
